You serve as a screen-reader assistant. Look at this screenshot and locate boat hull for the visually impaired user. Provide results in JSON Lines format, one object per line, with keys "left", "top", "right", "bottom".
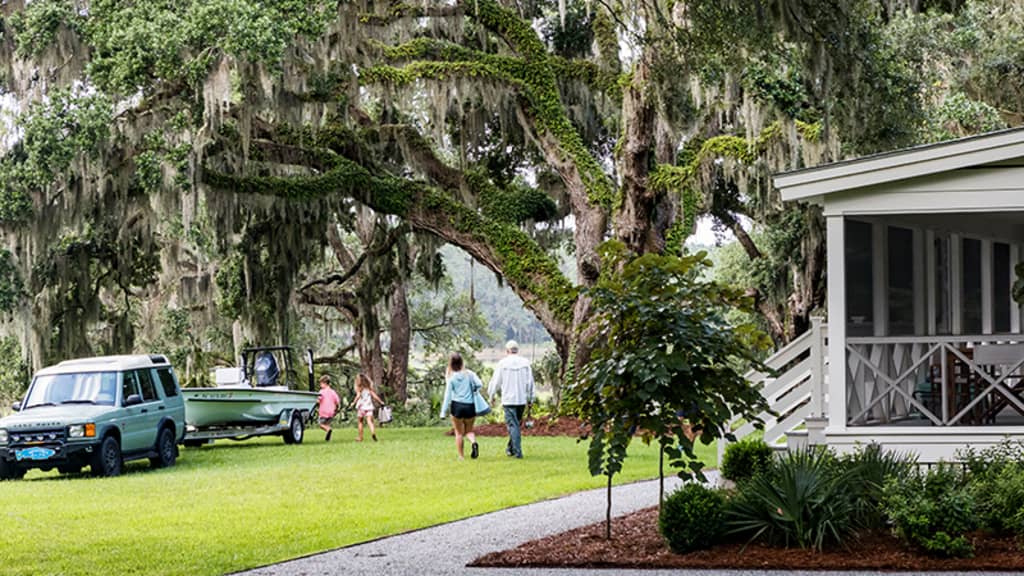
{"left": 182, "top": 387, "right": 318, "bottom": 428}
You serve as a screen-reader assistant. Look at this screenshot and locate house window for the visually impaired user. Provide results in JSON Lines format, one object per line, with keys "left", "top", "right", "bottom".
{"left": 962, "top": 237, "right": 983, "bottom": 334}
{"left": 994, "top": 242, "right": 1011, "bottom": 333}
{"left": 846, "top": 220, "right": 873, "bottom": 337}
{"left": 888, "top": 226, "right": 915, "bottom": 335}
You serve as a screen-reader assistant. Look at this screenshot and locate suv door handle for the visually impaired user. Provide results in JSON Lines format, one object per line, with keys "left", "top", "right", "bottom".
{"left": 158, "top": 406, "right": 165, "bottom": 410}
{"left": 140, "top": 408, "right": 149, "bottom": 413}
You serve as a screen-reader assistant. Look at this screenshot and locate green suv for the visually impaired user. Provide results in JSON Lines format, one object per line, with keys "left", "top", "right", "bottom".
{"left": 0, "top": 354, "right": 185, "bottom": 479}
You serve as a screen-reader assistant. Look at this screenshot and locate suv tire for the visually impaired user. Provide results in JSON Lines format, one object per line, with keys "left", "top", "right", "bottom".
{"left": 283, "top": 413, "right": 304, "bottom": 445}
{"left": 150, "top": 426, "right": 177, "bottom": 469}
{"left": 91, "top": 435, "right": 123, "bottom": 477}
{"left": 0, "top": 458, "right": 25, "bottom": 480}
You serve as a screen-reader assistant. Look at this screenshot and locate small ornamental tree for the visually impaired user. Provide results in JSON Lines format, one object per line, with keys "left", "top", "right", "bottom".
{"left": 565, "top": 241, "right": 771, "bottom": 538}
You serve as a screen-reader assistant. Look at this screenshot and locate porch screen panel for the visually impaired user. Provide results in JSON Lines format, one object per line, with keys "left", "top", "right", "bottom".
{"left": 846, "top": 220, "right": 873, "bottom": 337}
{"left": 994, "top": 242, "right": 1011, "bottom": 333}
{"left": 888, "top": 226, "right": 915, "bottom": 335}
{"left": 963, "top": 237, "right": 983, "bottom": 334}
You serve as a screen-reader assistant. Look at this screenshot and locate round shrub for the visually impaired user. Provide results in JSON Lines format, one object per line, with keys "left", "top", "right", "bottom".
{"left": 721, "top": 438, "right": 773, "bottom": 483}
{"left": 882, "top": 464, "right": 978, "bottom": 558}
{"left": 659, "top": 482, "right": 726, "bottom": 554}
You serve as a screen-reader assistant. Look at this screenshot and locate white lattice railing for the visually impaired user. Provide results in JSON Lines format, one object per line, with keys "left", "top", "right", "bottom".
{"left": 846, "top": 335, "right": 1024, "bottom": 426}
{"left": 727, "top": 317, "right": 828, "bottom": 449}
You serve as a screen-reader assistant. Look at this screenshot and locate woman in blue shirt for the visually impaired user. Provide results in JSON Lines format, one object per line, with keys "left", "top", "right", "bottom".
{"left": 440, "top": 353, "right": 483, "bottom": 460}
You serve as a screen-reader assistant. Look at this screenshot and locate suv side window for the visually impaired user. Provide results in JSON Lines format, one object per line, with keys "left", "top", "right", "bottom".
{"left": 137, "top": 369, "right": 159, "bottom": 402}
{"left": 121, "top": 371, "right": 140, "bottom": 405}
{"left": 156, "top": 368, "right": 179, "bottom": 397}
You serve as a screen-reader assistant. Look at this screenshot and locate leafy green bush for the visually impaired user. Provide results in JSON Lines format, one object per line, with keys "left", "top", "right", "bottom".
{"left": 837, "top": 444, "right": 917, "bottom": 530}
{"left": 961, "top": 439, "right": 1024, "bottom": 481}
{"left": 970, "top": 462, "right": 1024, "bottom": 535}
{"left": 725, "top": 447, "right": 856, "bottom": 550}
{"left": 721, "top": 438, "right": 773, "bottom": 484}
{"left": 659, "top": 483, "right": 726, "bottom": 554}
{"left": 881, "top": 464, "right": 978, "bottom": 557}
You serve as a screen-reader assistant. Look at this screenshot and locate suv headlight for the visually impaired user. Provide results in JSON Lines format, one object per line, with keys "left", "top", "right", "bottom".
{"left": 0, "top": 429, "right": 7, "bottom": 444}
{"left": 68, "top": 423, "right": 95, "bottom": 438}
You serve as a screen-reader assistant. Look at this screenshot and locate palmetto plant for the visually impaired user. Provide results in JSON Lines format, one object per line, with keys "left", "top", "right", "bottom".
{"left": 725, "top": 447, "right": 858, "bottom": 550}
{"left": 837, "top": 443, "right": 918, "bottom": 530}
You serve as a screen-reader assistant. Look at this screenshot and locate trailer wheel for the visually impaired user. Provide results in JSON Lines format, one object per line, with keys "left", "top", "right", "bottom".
{"left": 283, "top": 413, "right": 304, "bottom": 445}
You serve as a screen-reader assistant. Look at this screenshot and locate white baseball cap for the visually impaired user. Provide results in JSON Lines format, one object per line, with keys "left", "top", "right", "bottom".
{"left": 505, "top": 340, "right": 519, "bottom": 352}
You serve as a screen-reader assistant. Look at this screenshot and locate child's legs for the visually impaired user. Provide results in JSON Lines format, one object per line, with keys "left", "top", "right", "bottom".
{"left": 356, "top": 415, "right": 365, "bottom": 439}
{"left": 451, "top": 416, "right": 465, "bottom": 457}
{"left": 367, "top": 414, "right": 376, "bottom": 435}
{"left": 465, "top": 417, "right": 476, "bottom": 444}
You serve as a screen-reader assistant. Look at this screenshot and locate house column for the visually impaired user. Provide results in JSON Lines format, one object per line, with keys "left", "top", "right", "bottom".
{"left": 982, "top": 239, "right": 993, "bottom": 334}
{"left": 873, "top": 223, "right": 888, "bottom": 336}
{"left": 926, "top": 230, "right": 936, "bottom": 335}
{"left": 914, "top": 229, "right": 926, "bottom": 335}
{"left": 1013, "top": 244, "right": 1022, "bottom": 333}
{"left": 951, "top": 234, "right": 962, "bottom": 335}
{"left": 827, "top": 215, "right": 847, "bottom": 431}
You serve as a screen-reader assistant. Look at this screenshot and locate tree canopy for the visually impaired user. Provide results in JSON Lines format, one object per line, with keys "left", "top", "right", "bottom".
{"left": 0, "top": 0, "right": 1018, "bottom": 391}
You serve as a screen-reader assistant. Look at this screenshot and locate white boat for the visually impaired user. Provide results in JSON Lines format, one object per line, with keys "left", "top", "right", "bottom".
{"left": 181, "top": 346, "right": 319, "bottom": 444}
{"left": 182, "top": 385, "right": 318, "bottom": 427}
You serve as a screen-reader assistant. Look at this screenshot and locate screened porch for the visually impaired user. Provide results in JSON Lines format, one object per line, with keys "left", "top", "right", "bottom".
{"left": 842, "top": 212, "right": 1024, "bottom": 427}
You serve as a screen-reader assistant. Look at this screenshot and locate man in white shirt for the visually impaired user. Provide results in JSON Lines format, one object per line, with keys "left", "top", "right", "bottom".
{"left": 488, "top": 340, "right": 535, "bottom": 458}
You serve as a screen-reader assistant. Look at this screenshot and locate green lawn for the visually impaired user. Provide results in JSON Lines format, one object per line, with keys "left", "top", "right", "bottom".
{"left": 1, "top": 428, "right": 717, "bottom": 576}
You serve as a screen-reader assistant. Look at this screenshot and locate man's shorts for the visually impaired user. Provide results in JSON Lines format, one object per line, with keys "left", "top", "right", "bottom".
{"left": 318, "top": 416, "right": 334, "bottom": 425}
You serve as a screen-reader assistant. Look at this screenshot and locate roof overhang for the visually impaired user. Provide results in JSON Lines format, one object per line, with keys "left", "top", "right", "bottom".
{"left": 774, "top": 128, "right": 1024, "bottom": 203}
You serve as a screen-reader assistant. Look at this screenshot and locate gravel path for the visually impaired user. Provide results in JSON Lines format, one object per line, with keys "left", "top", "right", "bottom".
{"left": 232, "top": 472, "right": 1006, "bottom": 576}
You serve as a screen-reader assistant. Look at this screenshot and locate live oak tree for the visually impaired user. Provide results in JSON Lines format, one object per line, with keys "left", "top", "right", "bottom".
{"left": 0, "top": 0, "right": 1017, "bottom": 384}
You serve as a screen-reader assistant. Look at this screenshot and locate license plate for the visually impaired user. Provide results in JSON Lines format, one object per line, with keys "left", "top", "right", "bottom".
{"left": 15, "top": 447, "right": 55, "bottom": 461}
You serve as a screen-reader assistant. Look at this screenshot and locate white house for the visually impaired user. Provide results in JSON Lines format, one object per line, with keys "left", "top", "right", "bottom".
{"left": 759, "top": 127, "right": 1024, "bottom": 462}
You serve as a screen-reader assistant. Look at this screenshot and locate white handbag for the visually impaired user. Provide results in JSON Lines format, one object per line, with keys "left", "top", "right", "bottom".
{"left": 378, "top": 405, "right": 393, "bottom": 424}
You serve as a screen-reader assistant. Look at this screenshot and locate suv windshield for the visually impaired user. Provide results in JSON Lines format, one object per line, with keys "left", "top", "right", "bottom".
{"left": 24, "top": 372, "right": 119, "bottom": 408}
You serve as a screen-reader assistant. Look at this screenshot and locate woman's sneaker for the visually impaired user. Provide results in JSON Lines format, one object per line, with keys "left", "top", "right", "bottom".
{"left": 471, "top": 441, "right": 479, "bottom": 459}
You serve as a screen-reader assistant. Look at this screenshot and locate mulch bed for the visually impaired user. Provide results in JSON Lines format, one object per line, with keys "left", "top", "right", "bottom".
{"left": 445, "top": 415, "right": 590, "bottom": 437}
{"left": 472, "top": 507, "right": 1024, "bottom": 571}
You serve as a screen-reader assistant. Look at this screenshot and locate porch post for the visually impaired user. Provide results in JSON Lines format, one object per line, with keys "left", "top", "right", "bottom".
{"left": 827, "top": 215, "right": 848, "bottom": 431}
{"left": 914, "top": 229, "right": 926, "bottom": 335}
{"left": 982, "top": 239, "right": 993, "bottom": 334}
{"left": 1013, "top": 244, "right": 1022, "bottom": 333}
{"left": 926, "top": 229, "right": 936, "bottom": 335}
{"left": 873, "top": 222, "right": 888, "bottom": 336}
{"left": 951, "top": 234, "right": 962, "bottom": 335}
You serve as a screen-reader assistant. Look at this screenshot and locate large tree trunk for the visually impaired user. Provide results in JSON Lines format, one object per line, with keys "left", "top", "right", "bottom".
{"left": 614, "top": 55, "right": 661, "bottom": 255}
{"left": 386, "top": 281, "right": 411, "bottom": 402}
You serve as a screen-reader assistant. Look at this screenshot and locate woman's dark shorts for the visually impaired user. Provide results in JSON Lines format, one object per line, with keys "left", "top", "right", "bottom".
{"left": 450, "top": 401, "right": 475, "bottom": 419}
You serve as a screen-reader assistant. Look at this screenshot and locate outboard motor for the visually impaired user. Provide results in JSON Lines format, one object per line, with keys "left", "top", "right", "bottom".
{"left": 254, "top": 351, "right": 280, "bottom": 387}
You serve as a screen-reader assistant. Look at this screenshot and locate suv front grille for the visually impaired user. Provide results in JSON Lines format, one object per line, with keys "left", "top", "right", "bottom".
{"left": 10, "top": 428, "right": 66, "bottom": 445}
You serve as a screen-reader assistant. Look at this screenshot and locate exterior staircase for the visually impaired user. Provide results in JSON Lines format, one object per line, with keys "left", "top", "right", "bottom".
{"left": 722, "top": 317, "right": 828, "bottom": 458}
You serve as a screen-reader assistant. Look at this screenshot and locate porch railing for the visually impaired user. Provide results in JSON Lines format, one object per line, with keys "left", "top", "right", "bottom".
{"left": 728, "top": 317, "right": 828, "bottom": 449}
{"left": 846, "top": 335, "right": 1024, "bottom": 426}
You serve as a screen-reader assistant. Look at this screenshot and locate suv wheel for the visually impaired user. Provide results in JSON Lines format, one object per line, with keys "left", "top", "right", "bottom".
{"left": 0, "top": 458, "right": 25, "bottom": 480}
{"left": 283, "top": 413, "right": 304, "bottom": 445}
{"left": 91, "top": 435, "right": 123, "bottom": 477}
{"left": 150, "top": 426, "right": 178, "bottom": 469}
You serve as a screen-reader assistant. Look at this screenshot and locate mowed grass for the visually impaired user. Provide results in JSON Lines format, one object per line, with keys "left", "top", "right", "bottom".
{"left": 0, "top": 428, "right": 717, "bottom": 576}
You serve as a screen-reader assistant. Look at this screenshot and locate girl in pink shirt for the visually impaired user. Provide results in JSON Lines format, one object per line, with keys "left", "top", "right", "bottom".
{"left": 350, "top": 373, "right": 383, "bottom": 442}
{"left": 317, "top": 375, "right": 342, "bottom": 441}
